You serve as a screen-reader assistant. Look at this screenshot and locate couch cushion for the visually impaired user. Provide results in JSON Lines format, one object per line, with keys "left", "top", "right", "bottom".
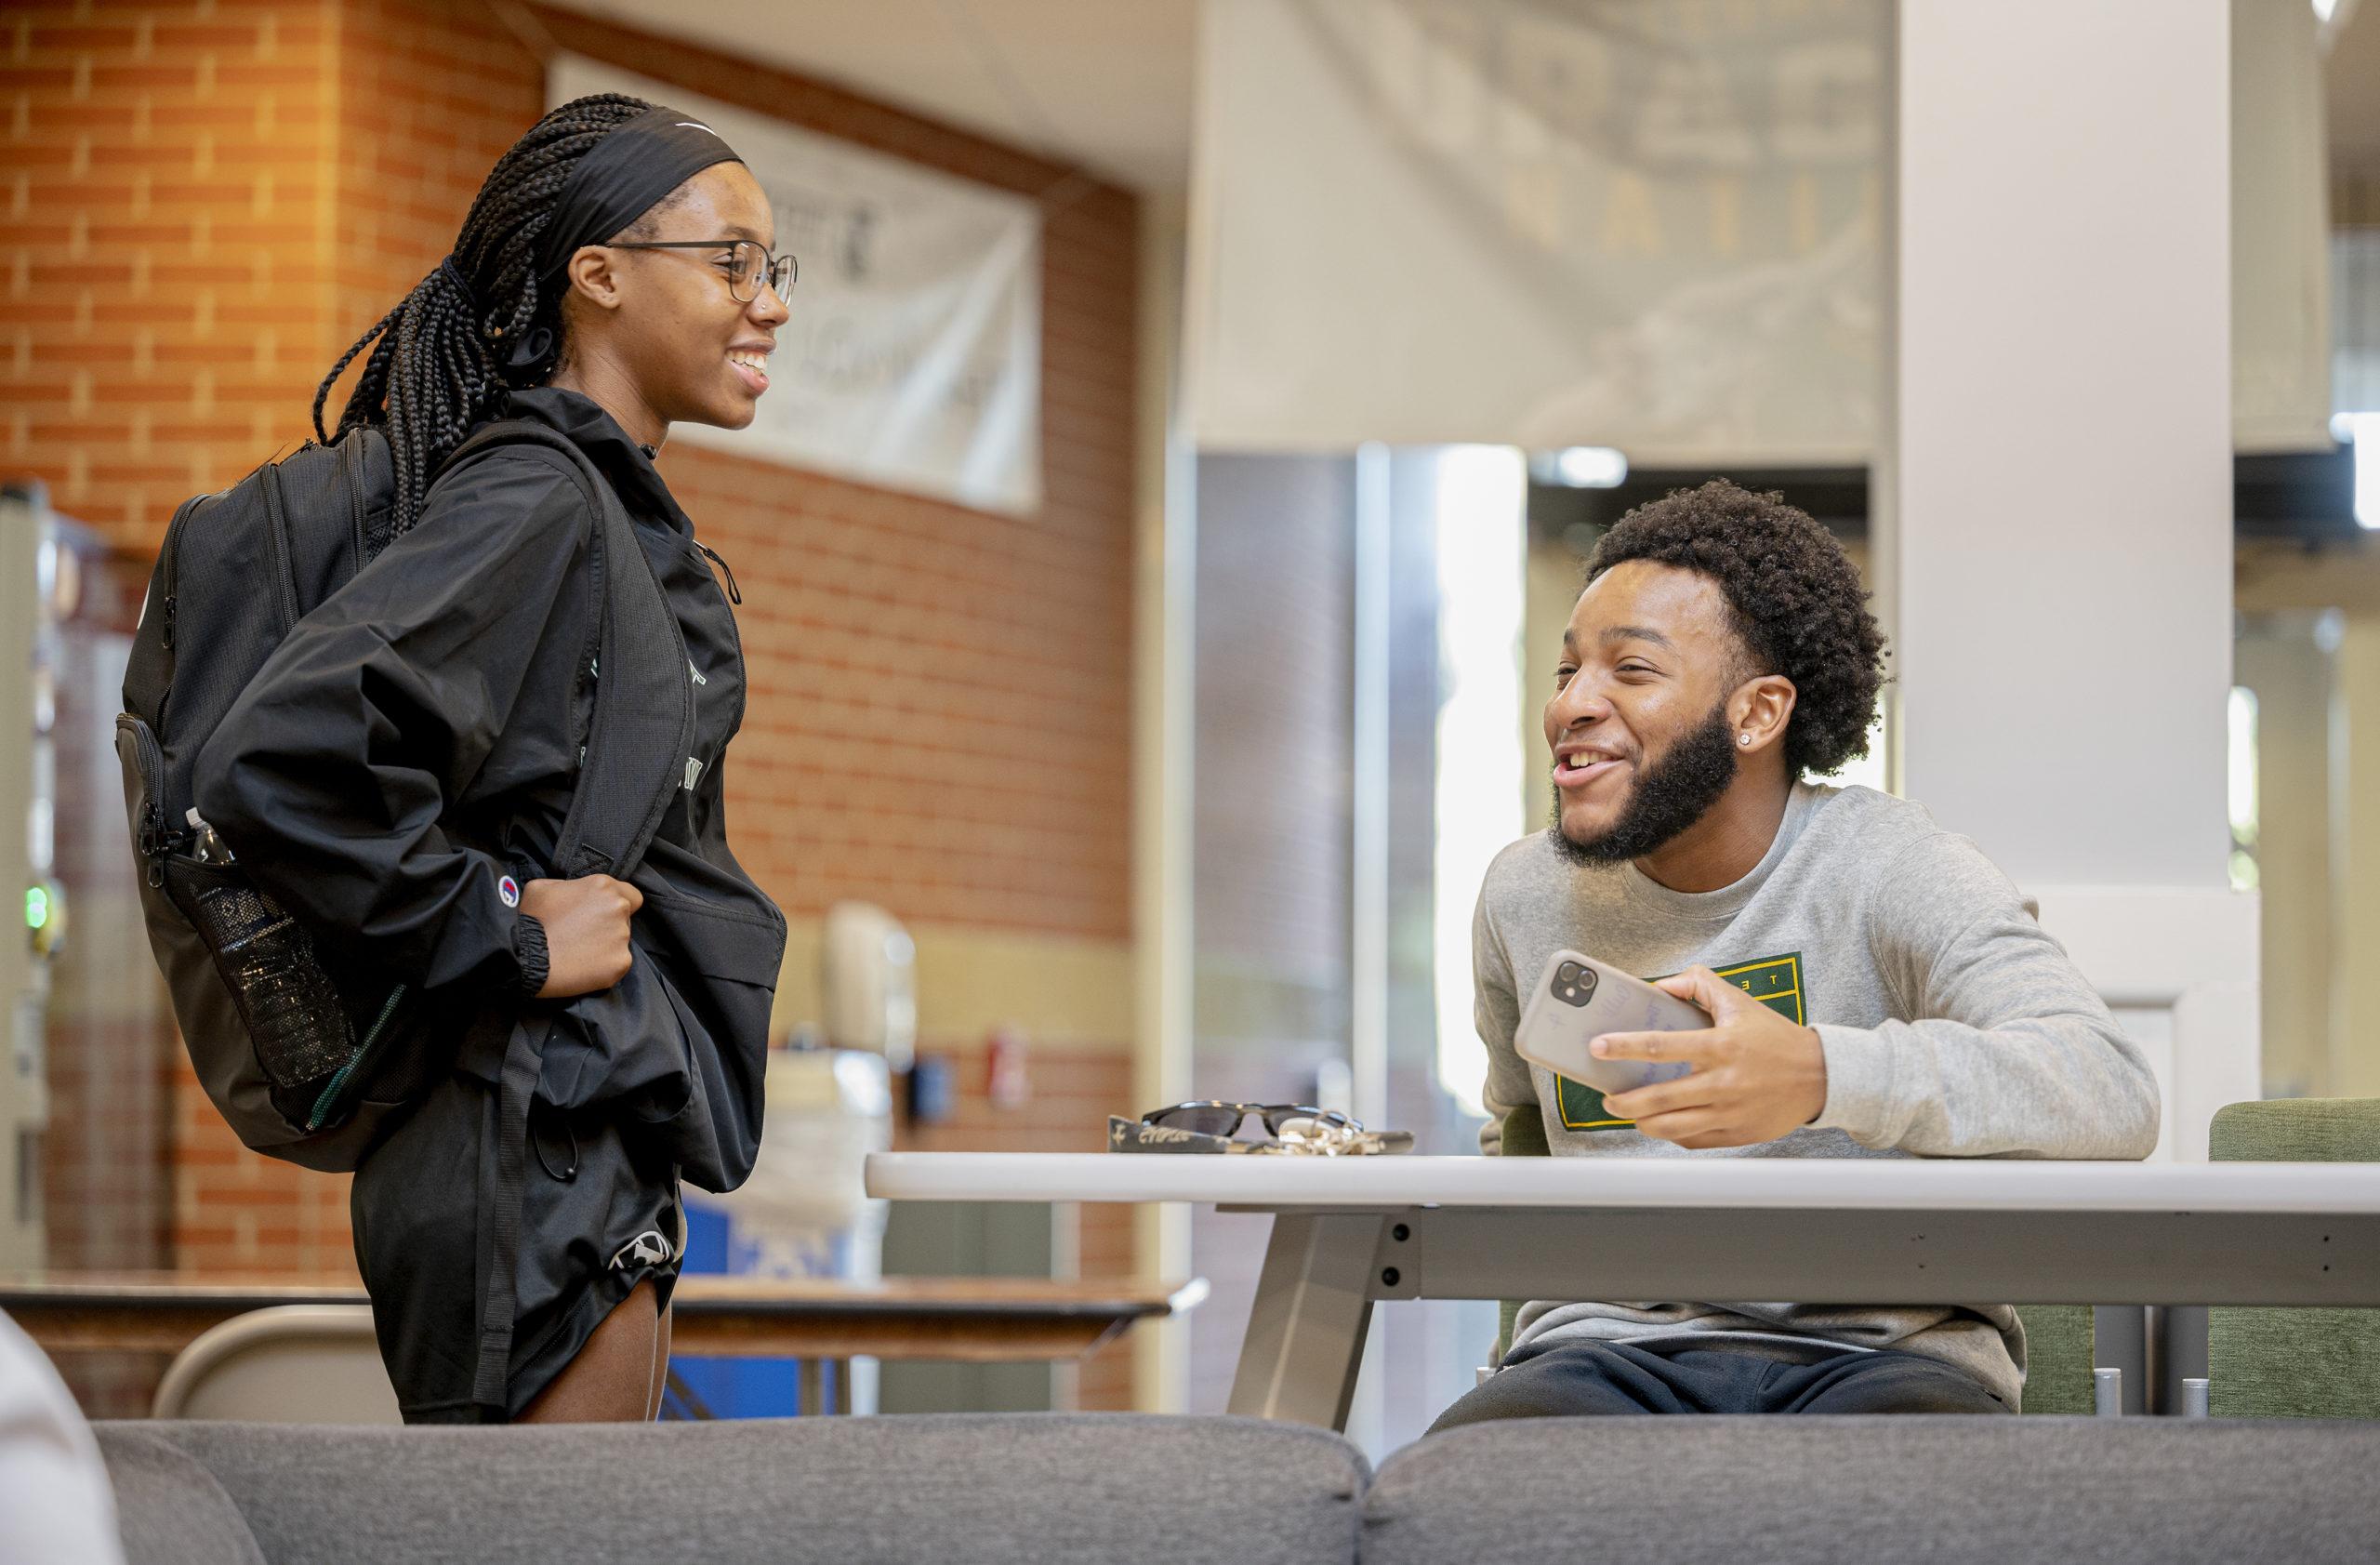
{"left": 95, "top": 1426, "right": 267, "bottom": 1565}
{"left": 1362, "top": 1415, "right": 2380, "bottom": 1565}
{"left": 122, "top": 1413, "right": 1366, "bottom": 1565}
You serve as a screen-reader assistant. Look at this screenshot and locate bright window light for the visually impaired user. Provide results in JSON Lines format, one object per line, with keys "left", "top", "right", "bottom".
{"left": 1828, "top": 710, "right": 1892, "bottom": 796}
{"left": 2345, "top": 412, "right": 2380, "bottom": 529}
{"left": 2227, "top": 687, "right": 2259, "bottom": 840}
{"left": 1552, "top": 446, "right": 1628, "bottom": 488}
{"left": 2314, "top": 0, "right": 2339, "bottom": 22}
{"left": 2227, "top": 685, "right": 2260, "bottom": 893}
{"left": 1432, "top": 446, "right": 1529, "bottom": 1118}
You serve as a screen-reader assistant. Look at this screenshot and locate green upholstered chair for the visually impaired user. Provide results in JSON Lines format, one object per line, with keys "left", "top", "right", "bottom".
{"left": 2207, "top": 1097, "right": 2380, "bottom": 1419}
{"left": 2010, "top": 1305, "right": 2096, "bottom": 1414}
{"left": 1491, "top": 1104, "right": 2100, "bottom": 1411}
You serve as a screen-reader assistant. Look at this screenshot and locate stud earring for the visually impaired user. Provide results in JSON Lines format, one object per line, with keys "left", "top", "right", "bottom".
{"left": 1739, "top": 734, "right": 1751, "bottom": 746}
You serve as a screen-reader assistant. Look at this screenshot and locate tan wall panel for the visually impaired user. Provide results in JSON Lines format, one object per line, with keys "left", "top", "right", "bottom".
{"left": 771, "top": 921, "right": 1132, "bottom": 1054}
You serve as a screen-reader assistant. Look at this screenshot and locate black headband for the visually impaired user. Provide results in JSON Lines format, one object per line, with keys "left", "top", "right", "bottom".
{"left": 497, "top": 101, "right": 743, "bottom": 379}
{"left": 536, "top": 102, "right": 742, "bottom": 279}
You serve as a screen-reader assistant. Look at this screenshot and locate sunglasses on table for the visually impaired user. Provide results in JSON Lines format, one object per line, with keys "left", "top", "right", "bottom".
{"left": 608, "top": 237, "right": 799, "bottom": 303}
{"left": 1139, "top": 1102, "right": 1364, "bottom": 1139}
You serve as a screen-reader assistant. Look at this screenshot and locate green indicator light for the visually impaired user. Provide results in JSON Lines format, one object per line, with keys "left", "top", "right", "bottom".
{"left": 25, "top": 885, "right": 48, "bottom": 930}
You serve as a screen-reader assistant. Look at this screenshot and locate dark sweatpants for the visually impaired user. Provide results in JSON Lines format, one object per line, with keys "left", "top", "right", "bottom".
{"left": 1427, "top": 1338, "right": 2011, "bottom": 1434}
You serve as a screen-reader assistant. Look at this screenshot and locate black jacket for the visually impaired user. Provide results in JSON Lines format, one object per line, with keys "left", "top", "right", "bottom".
{"left": 192, "top": 387, "right": 785, "bottom": 1191}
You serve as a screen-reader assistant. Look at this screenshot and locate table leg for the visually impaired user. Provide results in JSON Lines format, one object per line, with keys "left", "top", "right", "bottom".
{"left": 2095, "top": 1306, "right": 2148, "bottom": 1415}
{"left": 798, "top": 1358, "right": 828, "bottom": 1416}
{"left": 1227, "top": 1213, "right": 1385, "bottom": 1429}
{"left": 2154, "top": 1305, "right": 2210, "bottom": 1416}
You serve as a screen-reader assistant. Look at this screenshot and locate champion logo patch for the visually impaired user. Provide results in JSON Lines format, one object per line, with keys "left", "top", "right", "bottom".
{"left": 497, "top": 874, "right": 521, "bottom": 908}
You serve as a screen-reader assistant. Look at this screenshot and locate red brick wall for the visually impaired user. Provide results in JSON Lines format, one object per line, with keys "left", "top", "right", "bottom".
{"left": 326, "top": 0, "right": 543, "bottom": 418}
{"left": 8, "top": 0, "right": 1139, "bottom": 1411}
{"left": 5, "top": 0, "right": 337, "bottom": 553}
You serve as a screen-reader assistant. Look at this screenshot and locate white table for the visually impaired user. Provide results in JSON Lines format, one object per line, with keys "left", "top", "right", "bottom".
{"left": 865, "top": 1153, "right": 2380, "bottom": 1429}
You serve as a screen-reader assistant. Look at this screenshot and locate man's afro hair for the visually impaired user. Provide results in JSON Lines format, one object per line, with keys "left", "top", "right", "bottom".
{"left": 1587, "top": 479, "right": 1887, "bottom": 778}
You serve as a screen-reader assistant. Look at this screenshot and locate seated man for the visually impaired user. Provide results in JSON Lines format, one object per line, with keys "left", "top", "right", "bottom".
{"left": 1430, "top": 480, "right": 2159, "bottom": 1429}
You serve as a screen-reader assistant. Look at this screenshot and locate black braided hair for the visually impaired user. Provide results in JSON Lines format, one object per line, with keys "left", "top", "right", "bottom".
{"left": 312, "top": 93, "right": 653, "bottom": 535}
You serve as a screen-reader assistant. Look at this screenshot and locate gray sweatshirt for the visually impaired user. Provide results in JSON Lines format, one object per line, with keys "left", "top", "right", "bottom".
{"left": 1475, "top": 781, "right": 2162, "bottom": 1407}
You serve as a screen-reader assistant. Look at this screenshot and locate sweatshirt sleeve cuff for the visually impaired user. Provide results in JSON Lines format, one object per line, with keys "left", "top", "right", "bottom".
{"left": 1810, "top": 1023, "right": 1897, "bottom": 1143}
{"left": 508, "top": 914, "right": 550, "bottom": 999}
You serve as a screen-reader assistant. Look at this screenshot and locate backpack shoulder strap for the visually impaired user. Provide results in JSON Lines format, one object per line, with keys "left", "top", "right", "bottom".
{"left": 443, "top": 418, "right": 694, "bottom": 887}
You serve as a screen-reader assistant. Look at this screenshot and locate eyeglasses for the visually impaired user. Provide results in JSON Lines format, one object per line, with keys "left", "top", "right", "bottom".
{"left": 608, "top": 238, "right": 798, "bottom": 304}
{"left": 1139, "top": 1102, "right": 1363, "bottom": 1140}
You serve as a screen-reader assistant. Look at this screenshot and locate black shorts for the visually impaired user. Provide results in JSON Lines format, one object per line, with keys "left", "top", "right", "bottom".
{"left": 349, "top": 1070, "right": 683, "bottom": 1423}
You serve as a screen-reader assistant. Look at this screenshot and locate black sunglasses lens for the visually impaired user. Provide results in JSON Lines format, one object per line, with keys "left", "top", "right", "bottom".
{"left": 1149, "top": 1106, "right": 1244, "bottom": 1137}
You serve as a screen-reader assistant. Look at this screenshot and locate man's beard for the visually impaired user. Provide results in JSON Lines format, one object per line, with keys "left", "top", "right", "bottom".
{"left": 1547, "top": 701, "right": 1740, "bottom": 868}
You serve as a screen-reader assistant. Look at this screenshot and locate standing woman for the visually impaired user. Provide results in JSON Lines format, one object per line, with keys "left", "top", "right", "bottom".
{"left": 192, "top": 94, "right": 791, "bottom": 1422}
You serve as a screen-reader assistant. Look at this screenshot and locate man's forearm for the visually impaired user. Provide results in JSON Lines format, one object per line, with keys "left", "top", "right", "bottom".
{"left": 1812, "top": 1014, "right": 2161, "bottom": 1158}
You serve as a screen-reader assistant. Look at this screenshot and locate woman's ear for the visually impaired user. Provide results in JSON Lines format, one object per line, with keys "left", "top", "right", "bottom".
{"left": 562, "top": 245, "right": 626, "bottom": 313}
{"left": 1729, "top": 675, "right": 1798, "bottom": 756}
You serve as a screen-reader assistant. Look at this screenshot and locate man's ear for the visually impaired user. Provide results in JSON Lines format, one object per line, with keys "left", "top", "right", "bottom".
{"left": 562, "top": 245, "right": 626, "bottom": 313}
{"left": 1729, "top": 674, "right": 1798, "bottom": 756}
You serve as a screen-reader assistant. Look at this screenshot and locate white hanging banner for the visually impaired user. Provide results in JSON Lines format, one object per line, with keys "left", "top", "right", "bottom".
{"left": 1185, "top": 0, "right": 1887, "bottom": 464}
{"left": 550, "top": 56, "right": 1042, "bottom": 513}
{"left": 1186, "top": 0, "right": 2334, "bottom": 461}
{"left": 2230, "top": 0, "right": 2334, "bottom": 453}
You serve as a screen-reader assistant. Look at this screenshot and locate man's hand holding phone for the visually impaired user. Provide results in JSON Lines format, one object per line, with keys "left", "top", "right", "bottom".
{"left": 1594, "top": 965, "right": 1829, "bottom": 1148}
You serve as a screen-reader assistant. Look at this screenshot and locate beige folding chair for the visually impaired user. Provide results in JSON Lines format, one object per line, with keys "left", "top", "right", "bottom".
{"left": 152, "top": 1305, "right": 402, "bottom": 1424}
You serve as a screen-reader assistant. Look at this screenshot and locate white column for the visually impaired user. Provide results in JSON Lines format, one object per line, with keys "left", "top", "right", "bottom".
{"left": 1132, "top": 191, "right": 1197, "bottom": 1412}
{"left": 1890, "top": 1, "right": 2256, "bottom": 1158}
{"left": 2331, "top": 614, "right": 2380, "bottom": 1099}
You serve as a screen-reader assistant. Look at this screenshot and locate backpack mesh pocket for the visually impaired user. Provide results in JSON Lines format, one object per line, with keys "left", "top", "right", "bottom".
{"left": 165, "top": 857, "right": 356, "bottom": 1105}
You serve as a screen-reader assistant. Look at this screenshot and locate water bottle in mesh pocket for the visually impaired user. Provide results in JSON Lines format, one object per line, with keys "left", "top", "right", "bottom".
{"left": 163, "top": 856, "right": 380, "bottom": 1132}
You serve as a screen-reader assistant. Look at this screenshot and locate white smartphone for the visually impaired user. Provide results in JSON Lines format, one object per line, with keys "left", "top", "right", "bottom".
{"left": 1513, "top": 949, "right": 1710, "bottom": 1097}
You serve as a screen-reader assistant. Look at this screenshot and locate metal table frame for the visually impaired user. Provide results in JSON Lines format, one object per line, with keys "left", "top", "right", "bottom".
{"left": 865, "top": 1154, "right": 2380, "bottom": 1430}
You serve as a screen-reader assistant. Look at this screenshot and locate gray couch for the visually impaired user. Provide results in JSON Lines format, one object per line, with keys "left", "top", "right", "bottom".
{"left": 99, "top": 1413, "right": 2380, "bottom": 1565}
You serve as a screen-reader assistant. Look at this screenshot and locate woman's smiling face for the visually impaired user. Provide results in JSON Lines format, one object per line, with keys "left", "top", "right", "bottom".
{"left": 559, "top": 161, "right": 789, "bottom": 437}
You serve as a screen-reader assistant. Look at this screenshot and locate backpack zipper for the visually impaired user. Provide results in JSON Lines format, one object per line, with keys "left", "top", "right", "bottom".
{"left": 151, "top": 487, "right": 205, "bottom": 668}
{"left": 691, "top": 538, "right": 741, "bottom": 603}
{"left": 121, "top": 715, "right": 182, "bottom": 886}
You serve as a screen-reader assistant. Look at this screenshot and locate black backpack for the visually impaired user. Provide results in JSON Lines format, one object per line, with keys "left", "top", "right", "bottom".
{"left": 117, "top": 419, "right": 694, "bottom": 1173}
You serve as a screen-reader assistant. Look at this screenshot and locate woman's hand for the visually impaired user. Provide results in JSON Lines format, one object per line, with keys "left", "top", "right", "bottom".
{"left": 519, "top": 874, "right": 643, "bottom": 998}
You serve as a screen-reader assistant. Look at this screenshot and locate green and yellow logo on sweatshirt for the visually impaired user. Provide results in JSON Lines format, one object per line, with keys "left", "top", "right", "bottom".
{"left": 1556, "top": 952, "right": 1807, "bottom": 1130}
